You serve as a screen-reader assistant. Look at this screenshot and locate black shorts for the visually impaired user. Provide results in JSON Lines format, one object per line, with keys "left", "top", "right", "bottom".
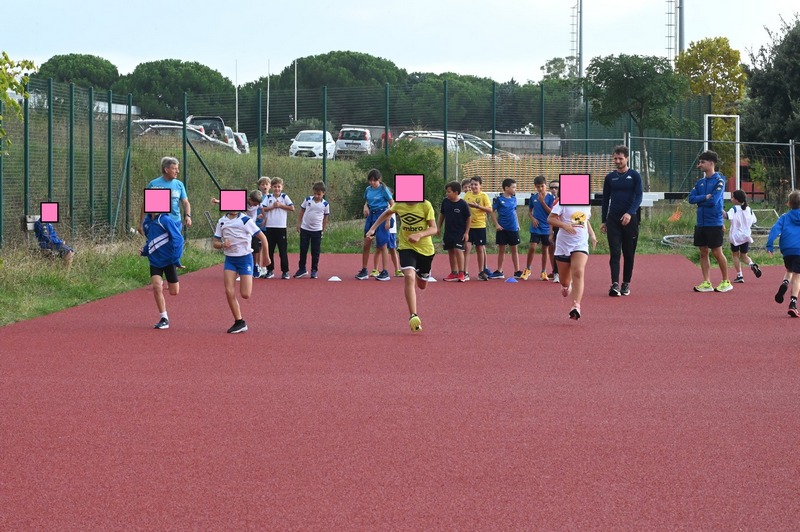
{"left": 398, "top": 249, "right": 434, "bottom": 276}
{"left": 496, "top": 229, "right": 520, "bottom": 246}
{"left": 555, "top": 250, "right": 588, "bottom": 263}
{"left": 694, "top": 226, "right": 724, "bottom": 249}
{"left": 443, "top": 237, "right": 465, "bottom": 251}
{"left": 783, "top": 255, "right": 800, "bottom": 274}
{"left": 251, "top": 235, "right": 263, "bottom": 253}
{"left": 529, "top": 233, "right": 550, "bottom": 246}
{"left": 468, "top": 228, "right": 487, "bottom": 246}
{"left": 150, "top": 264, "right": 179, "bottom": 284}
{"left": 730, "top": 242, "right": 750, "bottom": 253}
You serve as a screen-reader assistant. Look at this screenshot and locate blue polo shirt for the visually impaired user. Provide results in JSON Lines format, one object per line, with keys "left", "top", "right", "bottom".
{"left": 147, "top": 176, "right": 187, "bottom": 223}
{"left": 493, "top": 194, "right": 519, "bottom": 231}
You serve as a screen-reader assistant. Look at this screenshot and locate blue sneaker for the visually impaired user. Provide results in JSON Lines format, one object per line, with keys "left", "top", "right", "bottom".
{"left": 488, "top": 270, "right": 505, "bottom": 280}
{"left": 293, "top": 269, "right": 308, "bottom": 278}
{"left": 310, "top": 270, "right": 318, "bottom": 279}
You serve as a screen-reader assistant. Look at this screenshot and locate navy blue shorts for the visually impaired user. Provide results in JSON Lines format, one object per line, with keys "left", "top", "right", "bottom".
{"left": 364, "top": 209, "right": 391, "bottom": 247}
{"left": 783, "top": 255, "right": 800, "bottom": 274}
{"left": 224, "top": 254, "right": 255, "bottom": 276}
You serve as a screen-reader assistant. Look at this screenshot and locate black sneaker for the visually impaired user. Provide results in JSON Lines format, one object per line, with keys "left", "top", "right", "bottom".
{"left": 264, "top": 270, "right": 275, "bottom": 279}
{"left": 609, "top": 282, "right": 621, "bottom": 297}
{"left": 293, "top": 269, "right": 308, "bottom": 278}
{"left": 775, "top": 282, "right": 789, "bottom": 304}
{"left": 153, "top": 317, "right": 169, "bottom": 330}
{"left": 789, "top": 304, "right": 799, "bottom": 318}
{"left": 376, "top": 270, "right": 390, "bottom": 281}
{"left": 281, "top": 272, "right": 290, "bottom": 280}
{"left": 751, "top": 262, "right": 762, "bottom": 278}
{"left": 733, "top": 275, "right": 744, "bottom": 283}
{"left": 620, "top": 282, "right": 630, "bottom": 296}
{"left": 227, "top": 319, "right": 248, "bottom": 334}
{"left": 310, "top": 270, "right": 318, "bottom": 279}
{"left": 355, "top": 268, "right": 369, "bottom": 280}
{"left": 513, "top": 270, "right": 523, "bottom": 279}
{"left": 478, "top": 271, "right": 489, "bottom": 281}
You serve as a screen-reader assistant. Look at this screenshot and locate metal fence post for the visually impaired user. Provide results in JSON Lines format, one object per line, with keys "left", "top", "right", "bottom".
{"left": 540, "top": 82, "right": 545, "bottom": 155}
{"left": 24, "top": 83, "right": 30, "bottom": 216}
{"left": 126, "top": 94, "right": 132, "bottom": 232}
{"left": 0, "top": 100, "right": 4, "bottom": 248}
{"left": 89, "top": 87, "right": 94, "bottom": 229}
{"left": 443, "top": 79, "right": 448, "bottom": 181}
{"left": 183, "top": 93, "right": 188, "bottom": 193}
{"left": 491, "top": 82, "right": 496, "bottom": 158}
{"left": 322, "top": 86, "right": 327, "bottom": 185}
{"left": 384, "top": 83, "right": 390, "bottom": 158}
{"left": 69, "top": 83, "right": 75, "bottom": 236}
{"left": 48, "top": 78, "right": 54, "bottom": 201}
{"left": 107, "top": 89, "right": 112, "bottom": 229}
{"left": 790, "top": 139, "right": 796, "bottom": 191}
{"left": 257, "top": 88, "right": 262, "bottom": 179}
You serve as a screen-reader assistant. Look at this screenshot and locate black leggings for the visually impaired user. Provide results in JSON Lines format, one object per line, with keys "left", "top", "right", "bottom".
{"left": 606, "top": 215, "right": 639, "bottom": 283}
{"left": 265, "top": 227, "right": 289, "bottom": 273}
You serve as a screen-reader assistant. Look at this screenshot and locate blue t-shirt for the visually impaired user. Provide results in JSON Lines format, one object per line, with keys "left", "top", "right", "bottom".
{"left": 147, "top": 176, "right": 188, "bottom": 223}
{"left": 364, "top": 184, "right": 392, "bottom": 211}
{"left": 493, "top": 194, "right": 519, "bottom": 231}
{"left": 529, "top": 192, "right": 555, "bottom": 235}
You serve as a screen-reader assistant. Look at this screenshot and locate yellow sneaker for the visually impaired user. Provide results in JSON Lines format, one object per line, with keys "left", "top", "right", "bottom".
{"left": 714, "top": 280, "right": 733, "bottom": 292}
{"left": 395, "top": 269, "right": 404, "bottom": 277}
{"left": 693, "top": 280, "right": 713, "bottom": 293}
{"left": 370, "top": 269, "right": 380, "bottom": 277}
{"left": 520, "top": 268, "right": 531, "bottom": 281}
{"left": 539, "top": 271, "right": 549, "bottom": 281}
{"left": 409, "top": 314, "right": 422, "bottom": 332}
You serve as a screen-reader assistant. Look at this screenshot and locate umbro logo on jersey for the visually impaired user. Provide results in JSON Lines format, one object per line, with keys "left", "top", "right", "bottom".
{"left": 400, "top": 213, "right": 425, "bottom": 226}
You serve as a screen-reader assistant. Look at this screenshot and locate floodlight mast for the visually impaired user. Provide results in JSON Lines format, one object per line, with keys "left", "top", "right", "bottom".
{"left": 703, "top": 114, "right": 741, "bottom": 190}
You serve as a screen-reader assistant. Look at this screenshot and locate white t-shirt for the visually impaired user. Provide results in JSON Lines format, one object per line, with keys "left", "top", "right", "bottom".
{"left": 262, "top": 192, "right": 294, "bottom": 228}
{"left": 552, "top": 204, "right": 591, "bottom": 255}
{"left": 727, "top": 205, "right": 756, "bottom": 246}
{"left": 214, "top": 213, "right": 262, "bottom": 257}
{"left": 389, "top": 213, "right": 397, "bottom": 234}
{"left": 299, "top": 196, "right": 330, "bottom": 231}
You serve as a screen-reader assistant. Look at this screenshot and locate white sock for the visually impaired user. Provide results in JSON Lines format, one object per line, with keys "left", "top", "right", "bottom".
{"left": 161, "top": 312, "right": 168, "bottom": 319}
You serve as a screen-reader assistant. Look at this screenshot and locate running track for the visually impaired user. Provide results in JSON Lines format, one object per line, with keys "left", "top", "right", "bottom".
{"left": 1, "top": 254, "right": 799, "bottom": 529}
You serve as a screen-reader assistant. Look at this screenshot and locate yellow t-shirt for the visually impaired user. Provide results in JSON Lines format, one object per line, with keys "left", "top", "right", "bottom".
{"left": 389, "top": 201, "right": 435, "bottom": 256}
{"left": 462, "top": 191, "right": 491, "bottom": 229}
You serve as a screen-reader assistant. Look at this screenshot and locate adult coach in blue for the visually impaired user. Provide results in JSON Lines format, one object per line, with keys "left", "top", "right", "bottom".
{"left": 139, "top": 156, "right": 193, "bottom": 234}
{"left": 601, "top": 145, "right": 643, "bottom": 297}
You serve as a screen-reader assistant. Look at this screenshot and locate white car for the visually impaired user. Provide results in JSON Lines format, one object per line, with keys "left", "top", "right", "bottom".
{"left": 335, "top": 128, "right": 374, "bottom": 158}
{"left": 289, "top": 130, "right": 336, "bottom": 159}
{"left": 138, "top": 125, "right": 240, "bottom": 153}
{"left": 233, "top": 132, "right": 250, "bottom": 154}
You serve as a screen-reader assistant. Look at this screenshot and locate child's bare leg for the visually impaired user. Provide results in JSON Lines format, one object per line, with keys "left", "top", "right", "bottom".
{"left": 526, "top": 243, "right": 536, "bottom": 270}
{"left": 404, "top": 269, "right": 417, "bottom": 315}
{"left": 732, "top": 250, "right": 742, "bottom": 276}
{"left": 152, "top": 275, "right": 166, "bottom": 313}
{"left": 541, "top": 244, "right": 550, "bottom": 272}
{"left": 224, "top": 270, "right": 242, "bottom": 320}
{"left": 478, "top": 245, "right": 486, "bottom": 272}
{"left": 464, "top": 241, "right": 472, "bottom": 273}
{"left": 448, "top": 249, "right": 458, "bottom": 272}
{"left": 168, "top": 280, "right": 180, "bottom": 296}
{"left": 792, "top": 272, "right": 800, "bottom": 298}
{"left": 361, "top": 238, "right": 372, "bottom": 269}
{"left": 391, "top": 248, "right": 399, "bottom": 271}
{"left": 378, "top": 246, "right": 389, "bottom": 272}
{"left": 456, "top": 249, "right": 465, "bottom": 273}
{"left": 497, "top": 244, "right": 506, "bottom": 271}
{"left": 510, "top": 245, "right": 520, "bottom": 271}
{"left": 559, "top": 260, "right": 572, "bottom": 289}
{"left": 240, "top": 275, "right": 253, "bottom": 299}
{"left": 570, "top": 252, "right": 589, "bottom": 306}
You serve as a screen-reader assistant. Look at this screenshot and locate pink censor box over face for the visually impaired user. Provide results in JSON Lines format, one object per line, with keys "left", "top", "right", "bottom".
{"left": 559, "top": 174, "right": 591, "bottom": 206}
{"left": 395, "top": 174, "right": 424, "bottom": 202}
{"left": 144, "top": 188, "right": 171, "bottom": 214}
{"left": 40, "top": 202, "right": 59, "bottom": 223}
{"left": 220, "top": 190, "right": 247, "bottom": 212}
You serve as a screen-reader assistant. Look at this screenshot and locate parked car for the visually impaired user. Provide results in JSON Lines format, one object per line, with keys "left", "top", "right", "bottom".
{"left": 132, "top": 119, "right": 204, "bottom": 136}
{"left": 224, "top": 126, "right": 237, "bottom": 151}
{"left": 335, "top": 127, "right": 374, "bottom": 158}
{"left": 289, "top": 130, "right": 336, "bottom": 159}
{"left": 138, "top": 124, "right": 240, "bottom": 153}
{"left": 186, "top": 115, "right": 228, "bottom": 143}
{"left": 233, "top": 132, "right": 250, "bottom": 154}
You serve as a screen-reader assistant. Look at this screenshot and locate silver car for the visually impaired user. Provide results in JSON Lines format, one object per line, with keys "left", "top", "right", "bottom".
{"left": 289, "top": 130, "right": 336, "bottom": 159}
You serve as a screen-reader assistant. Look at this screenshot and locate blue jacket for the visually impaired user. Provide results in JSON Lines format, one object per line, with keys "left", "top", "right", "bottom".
{"left": 687, "top": 172, "right": 726, "bottom": 227}
{"left": 601, "top": 169, "right": 643, "bottom": 223}
{"left": 767, "top": 209, "right": 800, "bottom": 256}
{"left": 142, "top": 214, "right": 184, "bottom": 268}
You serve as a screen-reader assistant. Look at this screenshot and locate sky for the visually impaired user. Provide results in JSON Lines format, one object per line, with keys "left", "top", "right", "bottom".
{"left": 4, "top": 1, "right": 799, "bottom": 86}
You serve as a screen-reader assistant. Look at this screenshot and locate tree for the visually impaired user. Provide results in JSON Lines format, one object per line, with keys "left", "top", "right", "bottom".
{"left": 114, "top": 59, "right": 234, "bottom": 120}
{"left": 742, "top": 15, "right": 800, "bottom": 143}
{"left": 1, "top": 51, "right": 36, "bottom": 148}
{"left": 33, "top": 53, "right": 119, "bottom": 89}
{"left": 584, "top": 54, "right": 691, "bottom": 190}
{"left": 675, "top": 38, "right": 747, "bottom": 176}
{"left": 540, "top": 56, "right": 578, "bottom": 82}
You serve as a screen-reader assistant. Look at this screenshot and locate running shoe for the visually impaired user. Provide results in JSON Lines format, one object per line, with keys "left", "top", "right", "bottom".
{"left": 488, "top": 270, "right": 505, "bottom": 280}
{"left": 294, "top": 269, "right": 308, "bottom": 278}
{"left": 355, "top": 268, "right": 369, "bottom": 280}
{"left": 733, "top": 275, "right": 744, "bottom": 283}
{"left": 520, "top": 268, "right": 531, "bottom": 281}
{"left": 310, "top": 270, "right": 318, "bottom": 279}
{"left": 789, "top": 302, "right": 799, "bottom": 318}
{"left": 444, "top": 273, "right": 460, "bottom": 282}
{"left": 693, "top": 280, "right": 713, "bottom": 293}
{"left": 370, "top": 269, "right": 380, "bottom": 278}
{"left": 376, "top": 270, "right": 390, "bottom": 281}
{"left": 478, "top": 271, "right": 489, "bottom": 281}
{"left": 539, "top": 271, "right": 549, "bottom": 281}
{"left": 395, "top": 269, "right": 404, "bottom": 277}
{"left": 776, "top": 282, "right": 789, "bottom": 304}
{"left": 227, "top": 320, "right": 248, "bottom": 334}
{"left": 483, "top": 267, "right": 492, "bottom": 277}
{"left": 609, "top": 282, "right": 621, "bottom": 297}
{"left": 154, "top": 317, "right": 169, "bottom": 330}
{"left": 253, "top": 269, "right": 261, "bottom": 279}
{"left": 552, "top": 273, "right": 560, "bottom": 284}
{"left": 621, "top": 282, "right": 631, "bottom": 296}
{"left": 460, "top": 272, "right": 468, "bottom": 282}
{"left": 281, "top": 272, "right": 290, "bottom": 280}
{"left": 264, "top": 269, "right": 275, "bottom": 279}
{"left": 513, "top": 270, "right": 524, "bottom": 279}
{"left": 751, "top": 262, "right": 762, "bottom": 278}
{"left": 714, "top": 280, "right": 733, "bottom": 292}
{"left": 409, "top": 313, "right": 422, "bottom": 332}
{"left": 569, "top": 305, "right": 581, "bottom": 320}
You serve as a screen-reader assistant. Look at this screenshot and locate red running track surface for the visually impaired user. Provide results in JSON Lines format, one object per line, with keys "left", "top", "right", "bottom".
{"left": 1, "top": 254, "right": 799, "bottom": 529}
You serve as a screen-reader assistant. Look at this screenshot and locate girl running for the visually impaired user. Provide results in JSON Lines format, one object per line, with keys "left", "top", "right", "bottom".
{"left": 724, "top": 189, "right": 762, "bottom": 283}
{"left": 548, "top": 204, "right": 598, "bottom": 320}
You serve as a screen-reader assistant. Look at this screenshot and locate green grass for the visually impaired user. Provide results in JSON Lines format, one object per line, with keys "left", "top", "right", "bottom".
{"left": 0, "top": 203, "right": 787, "bottom": 326}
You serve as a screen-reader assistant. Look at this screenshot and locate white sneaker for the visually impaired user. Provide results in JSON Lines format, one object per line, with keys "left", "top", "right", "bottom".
{"left": 552, "top": 273, "right": 560, "bottom": 284}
